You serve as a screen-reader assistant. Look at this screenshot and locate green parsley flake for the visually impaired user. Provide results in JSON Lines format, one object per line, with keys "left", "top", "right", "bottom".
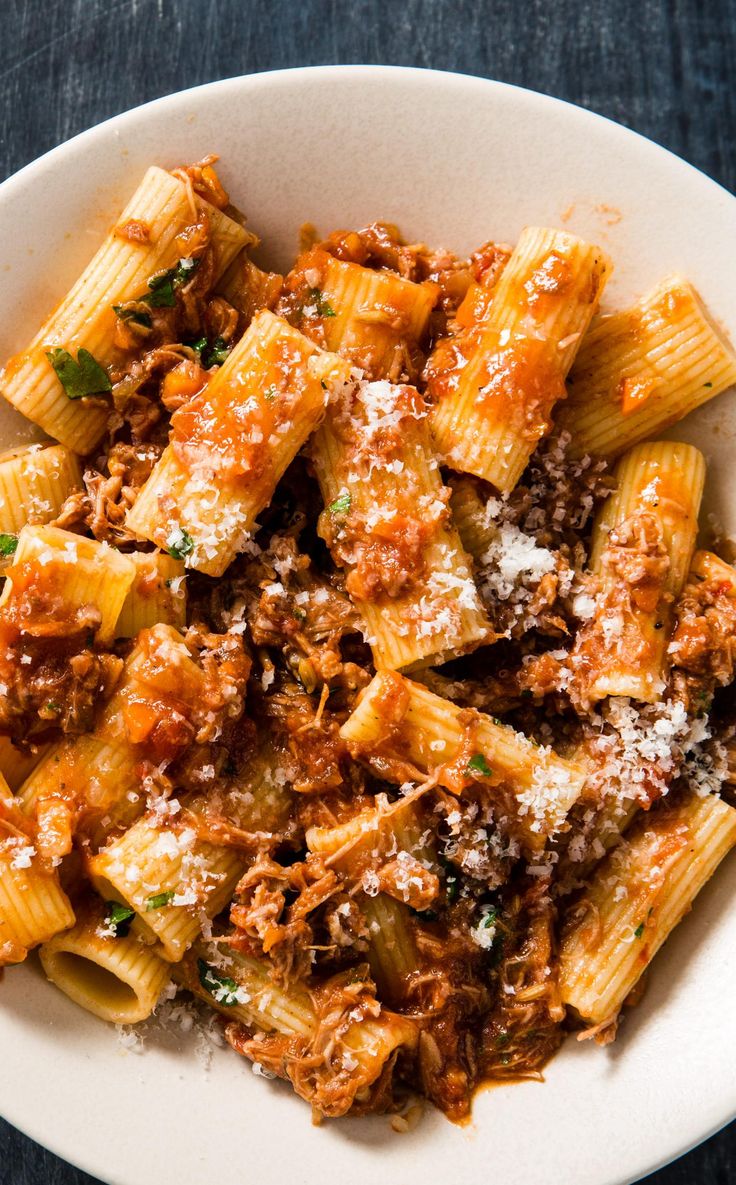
{"left": 263, "top": 385, "right": 277, "bottom": 402}
{"left": 166, "top": 526, "right": 194, "bottom": 560}
{"left": 46, "top": 347, "right": 112, "bottom": 400}
{"left": 466, "top": 753, "right": 493, "bottom": 778}
{"left": 105, "top": 901, "right": 135, "bottom": 937}
{"left": 205, "top": 337, "right": 231, "bottom": 366}
{"left": 329, "top": 491, "right": 351, "bottom": 517}
{"left": 146, "top": 890, "right": 175, "bottom": 910}
{"left": 634, "top": 922, "right": 645, "bottom": 938}
{"left": 145, "top": 257, "right": 200, "bottom": 308}
{"left": 113, "top": 304, "right": 153, "bottom": 328}
{"left": 197, "top": 958, "right": 244, "bottom": 1006}
{"left": 0, "top": 533, "right": 18, "bottom": 557}
{"left": 305, "top": 287, "right": 336, "bottom": 318}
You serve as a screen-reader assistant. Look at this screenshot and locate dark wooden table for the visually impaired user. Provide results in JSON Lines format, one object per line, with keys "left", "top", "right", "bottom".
{"left": 1, "top": 1, "right": 734, "bottom": 1181}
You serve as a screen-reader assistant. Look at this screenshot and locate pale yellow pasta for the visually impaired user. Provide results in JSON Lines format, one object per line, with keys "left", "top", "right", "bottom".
{"left": 178, "top": 942, "right": 317, "bottom": 1035}
{"left": 115, "top": 551, "right": 186, "bottom": 638}
{"left": 1, "top": 166, "right": 249, "bottom": 453}
{"left": 559, "top": 276, "right": 736, "bottom": 458}
{"left": 579, "top": 441, "right": 705, "bottom": 703}
{"left": 362, "top": 894, "right": 419, "bottom": 1002}
{"left": 311, "top": 380, "right": 490, "bottom": 670}
{"left": 0, "top": 524, "right": 136, "bottom": 645}
{"left": 126, "top": 310, "right": 351, "bottom": 577}
{"left": 448, "top": 476, "right": 498, "bottom": 560}
{"left": 0, "top": 849, "right": 75, "bottom": 965}
{"left": 178, "top": 941, "right": 418, "bottom": 1108}
{"left": 90, "top": 818, "right": 245, "bottom": 964}
{"left": 0, "top": 735, "right": 48, "bottom": 793}
{"left": 341, "top": 671, "right": 587, "bottom": 850}
{"left": 429, "top": 226, "right": 611, "bottom": 492}
{"left": 295, "top": 249, "right": 438, "bottom": 379}
{"left": 559, "top": 793, "right": 736, "bottom": 1027}
{"left": 0, "top": 772, "right": 75, "bottom": 968}
{"left": 40, "top": 912, "right": 171, "bottom": 1023}
{"left": 0, "top": 444, "right": 81, "bottom": 544}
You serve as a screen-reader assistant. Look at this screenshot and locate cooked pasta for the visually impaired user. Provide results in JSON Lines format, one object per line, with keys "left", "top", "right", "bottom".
{"left": 558, "top": 276, "right": 736, "bottom": 458}
{"left": 1, "top": 156, "right": 736, "bottom": 1125}
{"left": 427, "top": 227, "right": 611, "bottom": 492}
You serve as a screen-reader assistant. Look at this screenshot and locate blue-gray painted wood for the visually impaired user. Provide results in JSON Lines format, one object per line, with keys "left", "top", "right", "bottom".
{"left": 0, "top": 1, "right": 734, "bottom": 1181}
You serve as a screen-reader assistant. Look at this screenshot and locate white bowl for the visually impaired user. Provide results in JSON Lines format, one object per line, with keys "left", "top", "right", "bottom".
{"left": 1, "top": 65, "right": 735, "bottom": 1185}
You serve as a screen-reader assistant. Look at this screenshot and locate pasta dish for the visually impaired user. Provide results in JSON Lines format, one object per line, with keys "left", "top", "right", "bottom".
{"left": 1, "top": 156, "right": 736, "bottom": 1122}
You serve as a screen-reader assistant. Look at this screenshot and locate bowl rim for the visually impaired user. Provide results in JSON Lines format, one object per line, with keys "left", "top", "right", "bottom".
{"left": 1, "top": 62, "right": 735, "bottom": 1185}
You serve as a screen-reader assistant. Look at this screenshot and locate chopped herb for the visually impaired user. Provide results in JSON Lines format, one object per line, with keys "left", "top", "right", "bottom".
{"left": 500, "top": 1054, "right": 510, "bottom": 1066}
{"left": 45, "top": 700, "right": 61, "bottom": 713}
{"left": 187, "top": 333, "right": 231, "bottom": 368}
{"left": 520, "top": 688, "right": 533, "bottom": 699}
{"left": 105, "top": 901, "right": 135, "bottom": 937}
{"left": 113, "top": 304, "right": 153, "bottom": 328}
{"left": 634, "top": 922, "right": 645, "bottom": 938}
{"left": 46, "top": 347, "right": 112, "bottom": 400}
{"left": 305, "top": 287, "right": 336, "bottom": 317}
{"left": 440, "top": 857, "right": 460, "bottom": 904}
{"left": 166, "top": 526, "right": 194, "bottom": 560}
{"left": 479, "top": 906, "right": 498, "bottom": 929}
{"left": 263, "top": 384, "right": 277, "bottom": 402}
{"left": 205, "top": 336, "right": 231, "bottom": 367}
{"left": 704, "top": 382, "right": 713, "bottom": 388}
{"left": 145, "top": 257, "right": 200, "bottom": 308}
{"left": 0, "top": 533, "right": 18, "bottom": 556}
{"left": 466, "top": 753, "right": 493, "bottom": 778}
{"left": 145, "top": 272, "right": 176, "bottom": 307}
{"left": 146, "top": 890, "right": 175, "bottom": 910}
{"left": 293, "top": 606, "right": 307, "bottom": 622}
{"left": 320, "top": 380, "right": 327, "bottom": 390}
{"left": 197, "top": 958, "right": 244, "bottom": 1006}
{"left": 329, "top": 491, "right": 351, "bottom": 517}
{"left": 495, "top": 1030, "right": 510, "bottom": 1047}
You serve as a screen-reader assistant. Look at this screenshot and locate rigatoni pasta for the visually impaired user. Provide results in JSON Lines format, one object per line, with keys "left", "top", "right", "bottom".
{"left": 40, "top": 910, "right": 171, "bottom": 1023}
{"left": 558, "top": 276, "right": 736, "bottom": 459}
{"left": 1, "top": 165, "right": 251, "bottom": 453}
{"left": 126, "top": 309, "right": 351, "bottom": 576}
{"left": 572, "top": 441, "right": 705, "bottom": 703}
{"left": 311, "top": 378, "right": 490, "bottom": 669}
{"left": 559, "top": 793, "right": 736, "bottom": 1027}
{"left": 1, "top": 157, "right": 735, "bottom": 1125}
{"left": 427, "top": 226, "right": 611, "bottom": 492}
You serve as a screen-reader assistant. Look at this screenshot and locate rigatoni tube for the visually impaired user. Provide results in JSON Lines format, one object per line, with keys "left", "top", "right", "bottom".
{"left": 40, "top": 910, "right": 171, "bottom": 1023}
{"left": 1, "top": 166, "right": 250, "bottom": 453}
{"left": 572, "top": 441, "right": 705, "bottom": 703}
{"left": 340, "top": 671, "right": 587, "bottom": 850}
{"left": 559, "top": 793, "right": 736, "bottom": 1027}
{"left": 428, "top": 226, "right": 611, "bottom": 493}
{"left": 0, "top": 524, "right": 136, "bottom": 645}
{"left": 311, "top": 379, "right": 491, "bottom": 670}
{"left": 126, "top": 310, "right": 351, "bottom": 577}
{"left": 559, "top": 276, "right": 736, "bottom": 459}
{"left": 282, "top": 246, "right": 438, "bottom": 380}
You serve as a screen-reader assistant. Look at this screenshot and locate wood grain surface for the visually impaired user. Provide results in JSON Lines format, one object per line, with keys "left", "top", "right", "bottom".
{"left": 0, "top": 0, "right": 734, "bottom": 1182}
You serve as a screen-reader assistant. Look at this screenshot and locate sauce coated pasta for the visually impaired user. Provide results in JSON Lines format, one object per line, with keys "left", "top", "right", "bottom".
{"left": 2, "top": 156, "right": 736, "bottom": 1121}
